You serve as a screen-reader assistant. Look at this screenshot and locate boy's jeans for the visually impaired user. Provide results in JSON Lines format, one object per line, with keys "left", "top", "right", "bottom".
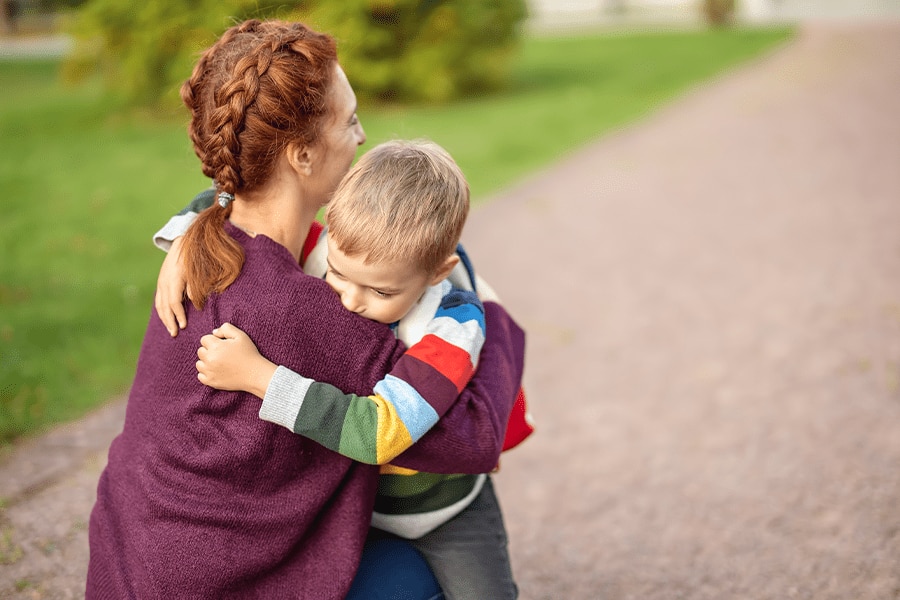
{"left": 408, "top": 475, "right": 519, "bottom": 600}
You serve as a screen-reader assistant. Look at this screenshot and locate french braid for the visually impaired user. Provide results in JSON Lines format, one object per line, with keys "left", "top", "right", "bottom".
{"left": 178, "top": 20, "right": 338, "bottom": 309}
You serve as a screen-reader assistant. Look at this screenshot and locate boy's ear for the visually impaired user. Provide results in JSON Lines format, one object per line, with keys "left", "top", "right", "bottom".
{"left": 286, "top": 143, "right": 315, "bottom": 177}
{"left": 429, "top": 254, "right": 460, "bottom": 286}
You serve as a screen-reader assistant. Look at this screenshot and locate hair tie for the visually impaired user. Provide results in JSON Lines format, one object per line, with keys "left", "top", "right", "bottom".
{"left": 217, "top": 191, "right": 235, "bottom": 208}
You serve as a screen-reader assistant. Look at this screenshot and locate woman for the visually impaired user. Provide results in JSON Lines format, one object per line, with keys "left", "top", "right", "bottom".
{"left": 86, "top": 20, "right": 524, "bottom": 599}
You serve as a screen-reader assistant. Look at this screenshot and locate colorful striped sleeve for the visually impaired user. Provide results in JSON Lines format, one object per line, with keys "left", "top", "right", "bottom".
{"left": 258, "top": 283, "right": 486, "bottom": 464}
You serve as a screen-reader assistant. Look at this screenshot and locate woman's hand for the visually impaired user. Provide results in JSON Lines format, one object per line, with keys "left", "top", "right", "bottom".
{"left": 196, "top": 323, "right": 277, "bottom": 399}
{"left": 155, "top": 236, "right": 190, "bottom": 337}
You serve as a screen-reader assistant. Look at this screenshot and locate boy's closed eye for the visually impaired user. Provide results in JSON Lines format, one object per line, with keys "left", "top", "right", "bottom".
{"left": 327, "top": 266, "right": 345, "bottom": 280}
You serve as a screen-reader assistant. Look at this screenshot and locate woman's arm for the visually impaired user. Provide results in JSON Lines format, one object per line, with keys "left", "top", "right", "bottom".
{"left": 200, "top": 295, "right": 524, "bottom": 475}
{"left": 390, "top": 301, "right": 526, "bottom": 474}
{"left": 152, "top": 189, "right": 215, "bottom": 336}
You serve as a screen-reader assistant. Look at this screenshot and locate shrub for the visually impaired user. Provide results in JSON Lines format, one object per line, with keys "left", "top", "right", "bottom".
{"left": 290, "top": 0, "right": 528, "bottom": 104}
{"left": 62, "top": 0, "right": 528, "bottom": 107}
{"left": 62, "top": 0, "right": 290, "bottom": 106}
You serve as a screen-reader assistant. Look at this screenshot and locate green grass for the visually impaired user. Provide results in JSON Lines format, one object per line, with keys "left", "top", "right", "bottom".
{"left": 0, "top": 26, "right": 793, "bottom": 443}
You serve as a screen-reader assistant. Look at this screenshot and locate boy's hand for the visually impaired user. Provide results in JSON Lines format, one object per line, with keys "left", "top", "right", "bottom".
{"left": 155, "top": 236, "right": 189, "bottom": 337}
{"left": 196, "top": 323, "right": 277, "bottom": 399}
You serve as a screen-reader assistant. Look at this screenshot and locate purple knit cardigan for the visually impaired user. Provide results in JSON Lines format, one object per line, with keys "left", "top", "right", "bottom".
{"left": 86, "top": 225, "right": 525, "bottom": 599}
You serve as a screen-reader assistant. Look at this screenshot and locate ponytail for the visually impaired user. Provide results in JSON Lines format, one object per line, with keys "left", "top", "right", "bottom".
{"left": 180, "top": 199, "right": 244, "bottom": 310}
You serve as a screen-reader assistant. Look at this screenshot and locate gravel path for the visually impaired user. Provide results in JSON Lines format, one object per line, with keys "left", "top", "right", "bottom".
{"left": 469, "top": 21, "right": 900, "bottom": 600}
{"left": 1, "top": 21, "right": 898, "bottom": 600}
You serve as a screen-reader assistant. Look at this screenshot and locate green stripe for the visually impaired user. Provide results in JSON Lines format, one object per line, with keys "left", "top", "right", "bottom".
{"left": 294, "top": 382, "right": 355, "bottom": 457}
{"left": 374, "top": 474, "right": 478, "bottom": 514}
{"left": 337, "top": 392, "right": 379, "bottom": 464}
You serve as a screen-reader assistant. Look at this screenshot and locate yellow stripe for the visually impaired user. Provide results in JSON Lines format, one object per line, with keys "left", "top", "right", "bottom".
{"left": 372, "top": 394, "right": 415, "bottom": 464}
{"left": 380, "top": 464, "right": 420, "bottom": 476}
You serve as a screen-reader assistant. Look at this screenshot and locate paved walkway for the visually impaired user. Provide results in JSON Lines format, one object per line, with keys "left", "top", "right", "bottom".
{"left": 2, "top": 21, "right": 899, "bottom": 600}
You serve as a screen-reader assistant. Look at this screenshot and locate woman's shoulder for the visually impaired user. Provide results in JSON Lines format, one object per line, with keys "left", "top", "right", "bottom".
{"left": 229, "top": 234, "right": 338, "bottom": 317}
{"left": 221, "top": 235, "right": 404, "bottom": 381}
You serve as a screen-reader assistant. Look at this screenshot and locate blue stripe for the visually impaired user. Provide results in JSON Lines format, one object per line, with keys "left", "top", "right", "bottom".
{"left": 456, "top": 243, "right": 478, "bottom": 292}
{"left": 435, "top": 301, "right": 485, "bottom": 331}
{"left": 374, "top": 374, "right": 439, "bottom": 441}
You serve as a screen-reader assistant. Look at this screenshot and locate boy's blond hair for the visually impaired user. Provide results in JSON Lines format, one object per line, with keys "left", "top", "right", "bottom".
{"left": 325, "top": 139, "right": 470, "bottom": 276}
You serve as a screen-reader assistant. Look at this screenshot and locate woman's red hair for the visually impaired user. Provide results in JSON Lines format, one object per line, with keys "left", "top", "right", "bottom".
{"left": 178, "top": 20, "right": 338, "bottom": 309}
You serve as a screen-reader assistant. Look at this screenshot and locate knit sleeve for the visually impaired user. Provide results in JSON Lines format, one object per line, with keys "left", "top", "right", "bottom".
{"left": 258, "top": 286, "right": 485, "bottom": 465}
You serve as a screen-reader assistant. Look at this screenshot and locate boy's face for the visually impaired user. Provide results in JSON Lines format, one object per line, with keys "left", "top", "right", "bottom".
{"left": 324, "top": 237, "right": 434, "bottom": 324}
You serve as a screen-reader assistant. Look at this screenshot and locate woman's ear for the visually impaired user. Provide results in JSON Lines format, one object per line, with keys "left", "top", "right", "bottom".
{"left": 429, "top": 254, "right": 460, "bottom": 286}
{"left": 286, "top": 143, "right": 315, "bottom": 177}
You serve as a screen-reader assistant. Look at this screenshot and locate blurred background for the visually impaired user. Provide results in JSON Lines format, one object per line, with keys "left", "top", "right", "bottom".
{"left": 0, "top": 0, "right": 807, "bottom": 445}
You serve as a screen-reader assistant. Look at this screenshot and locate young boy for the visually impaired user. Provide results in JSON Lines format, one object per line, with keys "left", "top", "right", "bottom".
{"left": 154, "top": 140, "right": 532, "bottom": 599}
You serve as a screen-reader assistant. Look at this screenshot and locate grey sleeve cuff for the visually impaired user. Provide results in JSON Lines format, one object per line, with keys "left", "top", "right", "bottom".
{"left": 258, "top": 366, "right": 314, "bottom": 431}
{"left": 152, "top": 212, "right": 199, "bottom": 252}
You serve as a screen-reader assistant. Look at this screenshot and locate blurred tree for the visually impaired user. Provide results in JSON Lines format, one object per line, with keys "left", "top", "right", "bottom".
{"left": 62, "top": 0, "right": 527, "bottom": 107}
{"left": 1, "top": 0, "right": 20, "bottom": 35}
{"left": 39, "top": 0, "right": 89, "bottom": 8}
{"left": 290, "top": 0, "right": 528, "bottom": 103}
{"left": 62, "top": 0, "right": 287, "bottom": 106}
{"left": 702, "top": 0, "right": 735, "bottom": 26}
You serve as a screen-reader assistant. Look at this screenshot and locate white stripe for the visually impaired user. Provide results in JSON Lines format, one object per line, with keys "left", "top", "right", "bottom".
{"left": 152, "top": 212, "right": 198, "bottom": 252}
{"left": 396, "top": 280, "right": 449, "bottom": 346}
{"left": 371, "top": 474, "right": 487, "bottom": 539}
{"left": 303, "top": 231, "right": 329, "bottom": 278}
{"left": 425, "top": 317, "right": 485, "bottom": 368}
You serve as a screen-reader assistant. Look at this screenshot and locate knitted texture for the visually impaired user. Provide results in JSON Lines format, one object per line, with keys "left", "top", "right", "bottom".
{"left": 87, "top": 223, "right": 526, "bottom": 599}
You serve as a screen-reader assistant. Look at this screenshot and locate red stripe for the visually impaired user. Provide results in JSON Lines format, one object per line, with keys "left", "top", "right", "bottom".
{"left": 502, "top": 387, "right": 534, "bottom": 451}
{"left": 405, "top": 334, "right": 474, "bottom": 392}
{"left": 300, "top": 221, "right": 324, "bottom": 265}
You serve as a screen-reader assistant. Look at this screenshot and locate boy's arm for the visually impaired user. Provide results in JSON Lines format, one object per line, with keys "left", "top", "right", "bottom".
{"left": 392, "top": 301, "right": 525, "bottom": 474}
{"left": 153, "top": 190, "right": 323, "bottom": 336}
{"left": 152, "top": 188, "right": 215, "bottom": 251}
{"left": 259, "top": 284, "right": 486, "bottom": 465}
{"left": 153, "top": 188, "right": 215, "bottom": 335}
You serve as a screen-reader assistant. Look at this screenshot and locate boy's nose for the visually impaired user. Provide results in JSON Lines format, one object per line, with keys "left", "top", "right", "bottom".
{"left": 341, "top": 289, "right": 365, "bottom": 314}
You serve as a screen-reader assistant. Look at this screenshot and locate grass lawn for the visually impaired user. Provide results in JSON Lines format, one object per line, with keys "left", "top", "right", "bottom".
{"left": 0, "top": 25, "right": 793, "bottom": 444}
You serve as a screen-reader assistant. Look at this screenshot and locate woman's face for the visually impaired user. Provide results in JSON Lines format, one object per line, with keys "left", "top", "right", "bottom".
{"left": 314, "top": 65, "right": 366, "bottom": 206}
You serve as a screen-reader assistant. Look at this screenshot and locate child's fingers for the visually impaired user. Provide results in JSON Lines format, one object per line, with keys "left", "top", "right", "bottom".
{"left": 173, "top": 302, "right": 187, "bottom": 331}
{"left": 215, "top": 322, "right": 240, "bottom": 339}
{"left": 154, "top": 289, "right": 179, "bottom": 337}
{"left": 199, "top": 335, "right": 214, "bottom": 351}
{"left": 159, "top": 282, "right": 187, "bottom": 332}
